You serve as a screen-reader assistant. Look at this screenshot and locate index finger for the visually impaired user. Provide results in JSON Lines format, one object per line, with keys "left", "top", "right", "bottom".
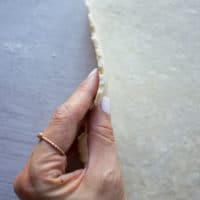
{"left": 42, "top": 68, "right": 99, "bottom": 154}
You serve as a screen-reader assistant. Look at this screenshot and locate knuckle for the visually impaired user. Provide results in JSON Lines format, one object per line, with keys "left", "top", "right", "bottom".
{"left": 14, "top": 156, "right": 68, "bottom": 199}
{"left": 99, "top": 168, "right": 122, "bottom": 192}
{"left": 52, "top": 105, "right": 67, "bottom": 122}
{"left": 104, "top": 169, "right": 121, "bottom": 183}
{"left": 14, "top": 172, "right": 33, "bottom": 198}
{"left": 92, "top": 123, "right": 115, "bottom": 143}
{"left": 52, "top": 104, "right": 74, "bottom": 123}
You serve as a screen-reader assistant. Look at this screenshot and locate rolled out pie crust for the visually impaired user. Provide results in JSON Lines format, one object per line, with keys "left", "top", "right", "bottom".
{"left": 80, "top": 0, "right": 200, "bottom": 199}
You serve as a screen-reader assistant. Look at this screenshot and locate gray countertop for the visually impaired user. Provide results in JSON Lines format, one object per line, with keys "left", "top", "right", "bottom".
{"left": 0, "top": 1, "right": 96, "bottom": 199}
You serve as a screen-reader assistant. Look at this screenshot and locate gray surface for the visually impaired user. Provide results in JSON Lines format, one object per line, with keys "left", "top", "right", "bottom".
{"left": 0, "top": 1, "right": 96, "bottom": 199}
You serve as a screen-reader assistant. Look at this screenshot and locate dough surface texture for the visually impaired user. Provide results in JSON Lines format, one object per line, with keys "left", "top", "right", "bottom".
{"left": 86, "top": 0, "right": 200, "bottom": 199}
{"left": 87, "top": 2, "right": 105, "bottom": 104}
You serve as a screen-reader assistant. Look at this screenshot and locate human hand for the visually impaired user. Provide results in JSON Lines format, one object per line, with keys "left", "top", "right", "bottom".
{"left": 14, "top": 69, "right": 126, "bottom": 200}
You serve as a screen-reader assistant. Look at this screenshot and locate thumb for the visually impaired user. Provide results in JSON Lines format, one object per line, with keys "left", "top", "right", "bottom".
{"left": 87, "top": 97, "right": 119, "bottom": 173}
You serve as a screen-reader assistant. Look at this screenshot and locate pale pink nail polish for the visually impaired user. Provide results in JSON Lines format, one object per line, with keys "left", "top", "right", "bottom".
{"left": 101, "top": 96, "right": 110, "bottom": 115}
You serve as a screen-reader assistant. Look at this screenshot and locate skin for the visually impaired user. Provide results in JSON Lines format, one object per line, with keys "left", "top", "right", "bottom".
{"left": 14, "top": 69, "right": 126, "bottom": 200}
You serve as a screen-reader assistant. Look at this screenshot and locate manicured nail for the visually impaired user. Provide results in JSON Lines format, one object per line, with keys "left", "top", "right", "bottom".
{"left": 101, "top": 96, "right": 110, "bottom": 115}
{"left": 88, "top": 68, "right": 97, "bottom": 79}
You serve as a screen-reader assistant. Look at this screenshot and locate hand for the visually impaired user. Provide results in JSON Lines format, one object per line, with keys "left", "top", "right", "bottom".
{"left": 14, "top": 69, "right": 126, "bottom": 200}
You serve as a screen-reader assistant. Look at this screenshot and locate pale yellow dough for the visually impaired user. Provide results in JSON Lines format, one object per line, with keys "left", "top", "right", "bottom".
{"left": 82, "top": 0, "right": 200, "bottom": 199}
{"left": 87, "top": 9, "right": 105, "bottom": 105}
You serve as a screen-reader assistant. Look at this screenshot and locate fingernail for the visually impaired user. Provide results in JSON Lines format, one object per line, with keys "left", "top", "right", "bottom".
{"left": 101, "top": 96, "right": 110, "bottom": 115}
{"left": 88, "top": 68, "right": 97, "bottom": 79}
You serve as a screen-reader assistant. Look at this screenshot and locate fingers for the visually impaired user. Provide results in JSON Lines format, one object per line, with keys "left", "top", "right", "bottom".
{"left": 43, "top": 68, "right": 99, "bottom": 153}
{"left": 87, "top": 97, "right": 120, "bottom": 172}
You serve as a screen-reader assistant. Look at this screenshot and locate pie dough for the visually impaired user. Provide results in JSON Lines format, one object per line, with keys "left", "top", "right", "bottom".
{"left": 81, "top": 0, "right": 200, "bottom": 199}
{"left": 87, "top": 7, "right": 105, "bottom": 105}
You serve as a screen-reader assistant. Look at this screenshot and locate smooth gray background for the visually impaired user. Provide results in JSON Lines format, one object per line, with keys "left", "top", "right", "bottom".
{"left": 0, "top": 1, "right": 96, "bottom": 199}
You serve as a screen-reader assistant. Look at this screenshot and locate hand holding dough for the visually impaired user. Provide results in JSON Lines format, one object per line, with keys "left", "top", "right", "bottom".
{"left": 14, "top": 69, "right": 126, "bottom": 200}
